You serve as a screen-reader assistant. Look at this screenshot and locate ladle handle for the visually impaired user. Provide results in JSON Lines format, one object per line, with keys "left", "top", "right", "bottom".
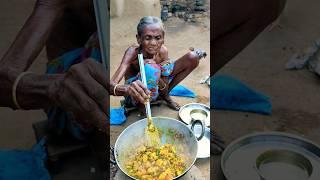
{"left": 191, "top": 119, "right": 205, "bottom": 141}
{"left": 138, "top": 53, "right": 152, "bottom": 119}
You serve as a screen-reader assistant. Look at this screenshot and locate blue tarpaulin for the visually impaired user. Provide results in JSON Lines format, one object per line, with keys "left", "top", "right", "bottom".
{"left": 0, "top": 138, "right": 50, "bottom": 180}
{"left": 211, "top": 75, "right": 272, "bottom": 115}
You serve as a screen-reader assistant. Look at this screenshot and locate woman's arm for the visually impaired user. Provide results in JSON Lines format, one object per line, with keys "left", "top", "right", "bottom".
{"left": 110, "top": 47, "right": 149, "bottom": 103}
{"left": 158, "top": 45, "right": 170, "bottom": 89}
{"left": 0, "top": 1, "right": 111, "bottom": 132}
{"left": 1, "top": 0, "right": 65, "bottom": 70}
{"left": 159, "top": 45, "right": 170, "bottom": 65}
{"left": 110, "top": 47, "right": 135, "bottom": 91}
{"left": 0, "top": 0, "right": 66, "bottom": 109}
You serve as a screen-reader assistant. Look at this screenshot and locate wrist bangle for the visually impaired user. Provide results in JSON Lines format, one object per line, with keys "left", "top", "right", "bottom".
{"left": 12, "top": 72, "right": 32, "bottom": 109}
{"left": 159, "top": 83, "right": 167, "bottom": 91}
{"left": 113, "top": 84, "right": 120, "bottom": 96}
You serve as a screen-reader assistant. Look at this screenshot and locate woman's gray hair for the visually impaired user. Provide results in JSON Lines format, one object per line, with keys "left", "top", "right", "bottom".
{"left": 137, "top": 16, "right": 165, "bottom": 36}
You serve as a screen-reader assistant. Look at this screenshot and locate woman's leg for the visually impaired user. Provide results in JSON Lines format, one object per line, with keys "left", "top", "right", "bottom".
{"left": 159, "top": 51, "right": 205, "bottom": 110}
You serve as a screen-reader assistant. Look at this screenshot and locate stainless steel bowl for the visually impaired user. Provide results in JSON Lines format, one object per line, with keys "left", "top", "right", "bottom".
{"left": 179, "top": 103, "right": 210, "bottom": 126}
{"left": 190, "top": 109, "right": 208, "bottom": 122}
{"left": 255, "top": 149, "right": 313, "bottom": 180}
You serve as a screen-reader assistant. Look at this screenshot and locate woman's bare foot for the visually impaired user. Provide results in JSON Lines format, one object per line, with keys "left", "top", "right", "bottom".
{"left": 158, "top": 78, "right": 180, "bottom": 111}
{"left": 161, "top": 95, "right": 180, "bottom": 111}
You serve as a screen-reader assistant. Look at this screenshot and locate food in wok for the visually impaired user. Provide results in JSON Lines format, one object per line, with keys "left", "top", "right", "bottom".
{"left": 114, "top": 117, "right": 199, "bottom": 180}
{"left": 145, "top": 117, "right": 160, "bottom": 147}
{"left": 125, "top": 144, "right": 186, "bottom": 180}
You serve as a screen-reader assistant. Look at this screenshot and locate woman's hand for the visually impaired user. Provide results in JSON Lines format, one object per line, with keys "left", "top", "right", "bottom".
{"left": 48, "top": 58, "right": 109, "bottom": 131}
{"left": 126, "top": 80, "right": 150, "bottom": 103}
{"left": 110, "top": 46, "right": 150, "bottom": 104}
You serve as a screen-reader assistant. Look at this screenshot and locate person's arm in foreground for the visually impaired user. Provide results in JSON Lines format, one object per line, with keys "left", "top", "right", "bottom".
{"left": 0, "top": 0, "right": 65, "bottom": 109}
{"left": 0, "top": 0, "right": 109, "bottom": 131}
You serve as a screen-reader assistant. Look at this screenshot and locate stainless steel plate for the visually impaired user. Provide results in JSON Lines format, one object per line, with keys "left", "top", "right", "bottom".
{"left": 221, "top": 132, "right": 320, "bottom": 180}
{"left": 179, "top": 103, "right": 210, "bottom": 127}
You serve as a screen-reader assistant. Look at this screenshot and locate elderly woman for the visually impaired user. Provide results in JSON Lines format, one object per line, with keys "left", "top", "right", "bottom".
{"left": 0, "top": 0, "right": 149, "bottom": 177}
{"left": 111, "top": 16, "right": 206, "bottom": 112}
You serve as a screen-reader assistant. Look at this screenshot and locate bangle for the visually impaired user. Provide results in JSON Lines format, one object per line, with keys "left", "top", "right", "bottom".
{"left": 159, "top": 83, "right": 167, "bottom": 91}
{"left": 113, "top": 84, "right": 120, "bottom": 96}
{"left": 12, "top": 72, "right": 32, "bottom": 109}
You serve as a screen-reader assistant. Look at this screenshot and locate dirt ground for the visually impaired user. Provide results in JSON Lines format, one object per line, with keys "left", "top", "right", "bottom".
{"left": 0, "top": 0, "right": 210, "bottom": 179}
{"left": 213, "top": 0, "right": 320, "bottom": 179}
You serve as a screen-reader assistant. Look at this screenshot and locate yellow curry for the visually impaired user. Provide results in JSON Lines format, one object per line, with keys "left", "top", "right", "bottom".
{"left": 126, "top": 144, "right": 186, "bottom": 180}
{"left": 145, "top": 117, "right": 161, "bottom": 147}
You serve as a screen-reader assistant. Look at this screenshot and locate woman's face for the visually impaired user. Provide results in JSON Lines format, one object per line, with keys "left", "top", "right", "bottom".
{"left": 137, "top": 24, "right": 164, "bottom": 57}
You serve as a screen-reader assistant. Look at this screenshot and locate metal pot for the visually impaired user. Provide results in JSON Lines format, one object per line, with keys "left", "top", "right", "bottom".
{"left": 114, "top": 116, "right": 204, "bottom": 179}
